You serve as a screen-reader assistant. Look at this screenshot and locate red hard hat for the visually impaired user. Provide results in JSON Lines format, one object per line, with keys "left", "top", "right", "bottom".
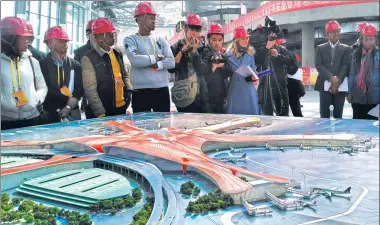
{"left": 357, "top": 22, "right": 368, "bottom": 33}
{"left": 233, "top": 26, "right": 249, "bottom": 40}
{"left": 26, "top": 22, "right": 34, "bottom": 35}
{"left": 44, "top": 26, "right": 70, "bottom": 42}
{"left": 86, "top": 19, "right": 95, "bottom": 31}
{"left": 325, "top": 20, "right": 341, "bottom": 32}
{"left": 187, "top": 14, "right": 202, "bottom": 27}
{"left": 208, "top": 23, "right": 224, "bottom": 35}
{"left": 256, "top": 24, "right": 264, "bottom": 29}
{"left": 0, "top": 16, "right": 33, "bottom": 36}
{"left": 275, "top": 38, "right": 286, "bottom": 45}
{"left": 92, "top": 18, "right": 119, "bottom": 35}
{"left": 135, "top": 2, "right": 158, "bottom": 17}
{"left": 361, "top": 23, "right": 377, "bottom": 36}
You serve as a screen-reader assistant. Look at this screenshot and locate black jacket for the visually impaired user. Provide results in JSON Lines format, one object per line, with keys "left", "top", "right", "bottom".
{"left": 28, "top": 45, "right": 47, "bottom": 61}
{"left": 314, "top": 42, "right": 351, "bottom": 92}
{"left": 74, "top": 40, "right": 92, "bottom": 62}
{"left": 201, "top": 46, "right": 233, "bottom": 105}
{"left": 169, "top": 38, "right": 209, "bottom": 111}
{"left": 82, "top": 46, "right": 132, "bottom": 117}
{"left": 39, "top": 54, "right": 83, "bottom": 114}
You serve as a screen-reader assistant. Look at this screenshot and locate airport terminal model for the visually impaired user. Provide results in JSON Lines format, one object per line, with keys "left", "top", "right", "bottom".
{"left": 1, "top": 113, "right": 378, "bottom": 225}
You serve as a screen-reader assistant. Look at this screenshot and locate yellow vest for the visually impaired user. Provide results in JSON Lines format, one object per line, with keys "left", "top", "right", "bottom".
{"left": 110, "top": 49, "right": 125, "bottom": 108}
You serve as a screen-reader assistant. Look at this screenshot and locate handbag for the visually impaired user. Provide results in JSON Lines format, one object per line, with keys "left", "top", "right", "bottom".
{"left": 171, "top": 73, "right": 198, "bottom": 108}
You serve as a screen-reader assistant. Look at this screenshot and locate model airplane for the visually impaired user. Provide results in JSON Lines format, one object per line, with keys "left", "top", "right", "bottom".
{"left": 300, "top": 144, "right": 313, "bottom": 150}
{"left": 311, "top": 186, "right": 351, "bottom": 199}
{"left": 215, "top": 153, "right": 247, "bottom": 163}
{"left": 265, "top": 143, "right": 285, "bottom": 152}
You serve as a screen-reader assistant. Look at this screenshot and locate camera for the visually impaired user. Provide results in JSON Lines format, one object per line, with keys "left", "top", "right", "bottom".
{"left": 248, "top": 16, "right": 288, "bottom": 50}
{"left": 211, "top": 55, "right": 227, "bottom": 64}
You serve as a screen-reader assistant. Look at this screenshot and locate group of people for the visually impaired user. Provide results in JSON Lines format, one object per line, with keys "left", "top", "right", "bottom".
{"left": 1, "top": 2, "right": 378, "bottom": 131}
{"left": 315, "top": 20, "right": 379, "bottom": 120}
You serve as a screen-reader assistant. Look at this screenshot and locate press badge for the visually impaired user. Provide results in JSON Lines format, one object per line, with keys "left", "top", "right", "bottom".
{"left": 12, "top": 90, "right": 28, "bottom": 107}
{"left": 60, "top": 86, "right": 73, "bottom": 97}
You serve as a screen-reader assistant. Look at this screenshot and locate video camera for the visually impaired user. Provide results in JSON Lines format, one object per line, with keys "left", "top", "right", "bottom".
{"left": 248, "top": 16, "right": 288, "bottom": 51}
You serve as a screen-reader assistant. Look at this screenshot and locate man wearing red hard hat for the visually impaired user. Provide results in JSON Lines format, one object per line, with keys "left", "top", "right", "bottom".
{"left": 168, "top": 13, "right": 208, "bottom": 113}
{"left": 82, "top": 18, "right": 132, "bottom": 118}
{"left": 348, "top": 23, "right": 379, "bottom": 120}
{"left": 39, "top": 26, "right": 83, "bottom": 123}
{"left": 25, "top": 22, "right": 47, "bottom": 61}
{"left": 315, "top": 20, "right": 351, "bottom": 119}
{"left": 125, "top": 2, "right": 175, "bottom": 113}
{"left": 1, "top": 16, "right": 47, "bottom": 129}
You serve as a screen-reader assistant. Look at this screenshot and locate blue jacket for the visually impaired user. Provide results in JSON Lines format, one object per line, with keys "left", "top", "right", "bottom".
{"left": 348, "top": 46, "right": 379, "bottom": 104}
{"left": 225, "top": 52, "right": 260, "bottom": 115}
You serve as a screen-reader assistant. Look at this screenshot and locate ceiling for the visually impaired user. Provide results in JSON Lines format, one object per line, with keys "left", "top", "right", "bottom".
{"left": 92, "top": 0, "right": 262, "bottom": 28}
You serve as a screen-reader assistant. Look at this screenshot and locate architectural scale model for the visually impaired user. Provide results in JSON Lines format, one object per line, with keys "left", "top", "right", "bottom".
{"left": 1, "top": 113, "right": 379, "bottom": 225}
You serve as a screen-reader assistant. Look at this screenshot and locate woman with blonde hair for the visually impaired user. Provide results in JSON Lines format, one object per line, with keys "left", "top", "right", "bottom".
{"left": 225, "top": 26, "right": 275, "bottom": 115}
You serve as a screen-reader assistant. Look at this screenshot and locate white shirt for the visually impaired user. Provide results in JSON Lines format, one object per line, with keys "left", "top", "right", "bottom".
{"left": 329, "top": 41, "right": 340, "bottom": 49}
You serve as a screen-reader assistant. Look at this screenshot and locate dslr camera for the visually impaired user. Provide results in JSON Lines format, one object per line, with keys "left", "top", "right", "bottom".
{"left": 248, "top": 16, "right": 288, "bottom": 51}
{"left": 211, "top": 54, "right": 228, "bottom": 64}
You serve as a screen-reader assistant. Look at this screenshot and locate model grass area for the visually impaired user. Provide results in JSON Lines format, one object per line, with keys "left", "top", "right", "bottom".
{"left": 130, "top": 197, "right": 154, "bottom": 225}
{"left": 1, "top": 193, "right": 91, "bottom": 225}
{"left": 180, "top": 181, "right": 201, "bottom": 197}
{"left": 89, "top": 188, "right": 142, "bottom": 214}
{"left": 185, "top": 190, "right": 234, "bottom": 214}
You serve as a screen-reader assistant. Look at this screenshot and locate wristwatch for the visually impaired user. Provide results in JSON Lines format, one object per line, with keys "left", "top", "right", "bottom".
{"left": 65, "top": 105, "right": 71, "bottom": 109}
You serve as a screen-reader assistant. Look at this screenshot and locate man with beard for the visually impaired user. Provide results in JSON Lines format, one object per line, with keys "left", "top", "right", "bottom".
{"left": 39, "top": 26, "right": 83, "bottom": 123}
{"left": 125, "top": 2, "right": 175, "bottom": 113}
{"left": 81, "top": 18, "right": 132, "bottom": 118}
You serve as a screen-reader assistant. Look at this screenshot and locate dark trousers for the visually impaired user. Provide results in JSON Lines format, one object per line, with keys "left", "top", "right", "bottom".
{"left": 262, "top": 87, "right": 289, "bottom": 116}
{"left": 288, "top": 92, "right": 303, "bottom": 117}
{"left": 132, "top": 87, "right": 170, "bottom": 113}
{"left": 352, "top": 103, "right": 378, "bottom": 120}
{"left": 1, "top": 117, "right": 40, "bottom": 130}
{"left": 177, "top": 100, "right": 205, "bottom": 113}
{"left": 209, "top": 102, "right": 225, "bottom": 114}
{"left": 319, "top": 91, "right": 346, "bottom": 118}
{"left": 107, "top": 104, "right": 128, "bottom": 116}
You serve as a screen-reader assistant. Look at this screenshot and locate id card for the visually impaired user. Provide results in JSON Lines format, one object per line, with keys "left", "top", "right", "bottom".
{"left": 60, "top": 86, "right": 73, "bottom": 97}
{"left": 151, "top": 68, "right": 158, "bottom": 72}
{"left": 12, "top": 90, "right": 28, "bottom": 107}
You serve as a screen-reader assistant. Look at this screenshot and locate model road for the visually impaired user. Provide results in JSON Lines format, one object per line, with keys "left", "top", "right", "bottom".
{"left": 246, "top": 157, "right": 369, "bottom": 225}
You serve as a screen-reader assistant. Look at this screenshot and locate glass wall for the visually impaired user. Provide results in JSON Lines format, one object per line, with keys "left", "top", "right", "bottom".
{"left": 1, "top": 1, "right": 94, "bottom": 55}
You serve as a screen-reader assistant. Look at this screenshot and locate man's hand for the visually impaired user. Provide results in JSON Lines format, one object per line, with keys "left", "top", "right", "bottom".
{"left": 270, "top": 49, "right": 279, "bottom": 57}
{"left": 329, "top": 85, "right": 339, "bottom": 94}
{"left": 192, "top": 38, "right": 200, "bottom": 53}
{"left": 266, "top": 33, "right": 277, "bottom": 49}
{"left": 212, "top": 63, "right": 224, "bottom": 73}
{"left": 59, "top": 107, "right": 71, "bottom": 118}
{"left": 330, "top": 76, "right": 341, "bottom": 87}
{"left": 67, "top": 97, "right": 78, "bottom": 109}
{"left": 181, "top": 44, "right": 191, "bottom": 54}
{"left": 155, "top": 54, "right": 165, "bottom": 62}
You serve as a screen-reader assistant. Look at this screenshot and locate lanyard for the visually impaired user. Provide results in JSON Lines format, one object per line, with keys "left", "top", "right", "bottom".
{"left": 137, "top": 33, "right": 156, "bottom": 56}
{"left": 57, "top": 64, "right": 65, "bottom": 87}
{"left": 10, "top": 59, "right": 21, "bottom": 92}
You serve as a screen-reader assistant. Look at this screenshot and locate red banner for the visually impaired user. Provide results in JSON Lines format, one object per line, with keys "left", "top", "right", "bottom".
{"left": 169, "top": 0, "right": 377, "bottom": 45}
{"left": 301, "top": 67, "right": 310, "bottom": 85}
{"left": 224, "top": 0, "right": 377, "bottom": 34}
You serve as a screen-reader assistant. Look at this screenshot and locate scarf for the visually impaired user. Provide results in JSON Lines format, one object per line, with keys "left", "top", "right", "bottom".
{"left": 356, "top": 48, "right": 373, "bottom": 94}
{"left": 237, "top": 45, "right": 247, "bottom": 59}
